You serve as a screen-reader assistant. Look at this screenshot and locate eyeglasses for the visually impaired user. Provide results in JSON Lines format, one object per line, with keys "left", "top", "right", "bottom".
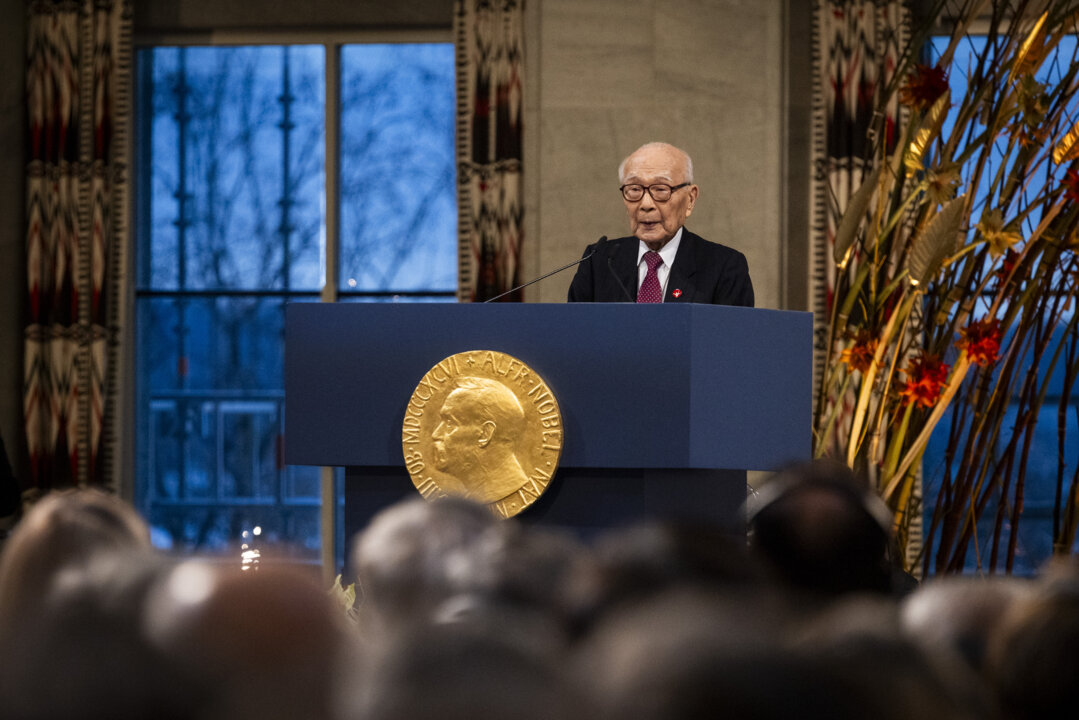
{"left": 620, "top": 182, "right": 691, "bottom": 202}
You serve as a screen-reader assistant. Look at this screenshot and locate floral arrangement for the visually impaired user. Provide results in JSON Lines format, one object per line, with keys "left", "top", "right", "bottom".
{"left": 815, "top": 1, "right": 1079, "bottom": 575}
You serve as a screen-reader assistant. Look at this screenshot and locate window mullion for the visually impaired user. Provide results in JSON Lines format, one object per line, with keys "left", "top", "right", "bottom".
{"left": 279, "top": 47, "right": 294, "bottom": 291}
{"left": 323, "top": 42, "right": 340, "bottom": 304}
{"left": 319, "top": 42, "right": 342, "bottom": 582}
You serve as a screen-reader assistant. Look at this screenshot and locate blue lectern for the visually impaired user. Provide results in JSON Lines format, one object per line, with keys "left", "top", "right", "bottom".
{"left": 285, "top": 303, "right": 812, "bottom": 540}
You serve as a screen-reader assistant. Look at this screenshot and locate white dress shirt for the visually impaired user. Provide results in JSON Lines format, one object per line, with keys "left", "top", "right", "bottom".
{"left": 636, "top": 227, "right": 683, "bottom": 301}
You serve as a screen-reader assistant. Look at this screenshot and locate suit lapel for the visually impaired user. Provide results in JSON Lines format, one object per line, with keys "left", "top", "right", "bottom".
{"left": 665, "top": 229, "right": 698, "bottom": 302}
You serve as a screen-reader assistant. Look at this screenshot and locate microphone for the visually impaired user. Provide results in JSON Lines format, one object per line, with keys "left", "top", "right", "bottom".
{"left": 605, "top": 243, "right": 635, "bottom": 302}
{"left": 484, "top": 236, "right": 608, "bottom": 303}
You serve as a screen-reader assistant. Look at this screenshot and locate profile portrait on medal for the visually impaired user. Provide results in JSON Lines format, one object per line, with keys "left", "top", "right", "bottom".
{"left": 431, "top": 376, "right": 531, "bottom": 503}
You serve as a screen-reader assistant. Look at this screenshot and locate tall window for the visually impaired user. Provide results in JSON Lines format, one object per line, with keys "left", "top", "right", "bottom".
{"left": 134, "top": 41, "right": 456, "bottom": 561}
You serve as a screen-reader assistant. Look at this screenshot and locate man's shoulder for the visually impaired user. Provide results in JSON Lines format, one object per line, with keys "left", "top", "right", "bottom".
{"left": 680, "top": 229, "right": 748, "bottom": 261}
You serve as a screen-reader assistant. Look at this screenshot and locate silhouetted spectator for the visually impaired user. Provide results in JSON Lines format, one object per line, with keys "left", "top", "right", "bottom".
{"left": 0, "top": 549, "right": 181, "bottom": 720}
{"left": 796, "top": 595, "right": 996, "bottom": 720}
{"left": 986, "top": 578, "right": 1079, "bottom": 720}
{"left": 747, "top": 460, "right": 895, "bottom": 597}
{"left": 901, "top": 576, "right": 1033, "bottom": 677}
{"left": 348, "top": 496, "right": 505, "bottom": 640}
{"left": 575, "top": 588, "right": 864, "bottom": 720}
{"left": 0, "top": 488, "right": 152, "bottom": 630}
{"left": 431, "top": 523, "right": 590, "bottom": 650}
{"left": 569, "top": 519, "right": 768, "bottom": 633}
{"left": 353, "top": 620, "right": 583, "bottom": 720}
{"left": 142, "top": 560, "right": 349, "bottom": 720}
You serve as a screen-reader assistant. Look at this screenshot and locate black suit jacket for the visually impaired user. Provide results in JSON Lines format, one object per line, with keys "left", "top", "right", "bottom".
{"left": 566, "top": 229, "right": 755, "bottom": 307}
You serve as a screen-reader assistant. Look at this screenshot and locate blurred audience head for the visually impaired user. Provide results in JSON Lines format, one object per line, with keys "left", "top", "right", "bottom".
{"left": 348, "top": 495, "right": 504, "bottom": 637}
{"left": 0, "top": 549, "right": 179, "bottom": 720}
{"left": 901, "top": 575, "right": 1033, "bottom": 676}
{"left": 354, "top": 621, "right": 580, "bottom": 720}
{"left": 576, "top": 588, "right": 863, "bottom": 720}
{"left": 986, "top": 576, "right": 1079, "bottom": 720}
{"left": 7, "top": 484, "right": 1079, "bottom": 720}
{"left": 143, "top": 560, "right": 348, "bottom": 720}
{"left": 0, "top": 488, "right": 152, "bottom": 627}
{"left": 747, "top": 460, "right": 895, "bottom": 597}
{"left": 431, "top": 523, "right": 590, "bottom": 649}
{"left": 570, "top": 519, "right": 767, "bottom": 632}
{"left": 795, "top": 595, "right": 995, "bottom": 720}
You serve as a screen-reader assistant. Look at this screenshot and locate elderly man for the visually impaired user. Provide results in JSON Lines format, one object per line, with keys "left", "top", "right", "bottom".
{"left": 567, "top": 142, "right": 754, "bottom": 306}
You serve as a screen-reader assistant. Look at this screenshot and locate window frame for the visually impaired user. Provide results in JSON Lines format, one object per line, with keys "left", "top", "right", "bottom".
{"left": 125, "top": 29, "right": 456, "bottom": 578}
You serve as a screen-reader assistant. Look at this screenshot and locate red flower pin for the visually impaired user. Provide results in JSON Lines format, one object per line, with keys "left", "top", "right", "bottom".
{"left": 672, "top": 289, "right": 682, "bottom": 298}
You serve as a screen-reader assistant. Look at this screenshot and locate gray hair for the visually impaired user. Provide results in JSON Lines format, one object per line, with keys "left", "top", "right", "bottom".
{"left": 618, "top": 142, "right": 695, "bottom": 184}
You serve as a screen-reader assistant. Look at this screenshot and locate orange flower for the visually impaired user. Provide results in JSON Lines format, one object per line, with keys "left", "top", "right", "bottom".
{"left": 839, "top": 331, "right": 878, "bottom": 373}
{"left": 897, "top": 353, "right": 951, "bottom": 408}
{"left": 899, "top": 64, "right": 949, "bottom": 110}
{"left": 958, "top": 318, "right": 1002, "bottom": 367}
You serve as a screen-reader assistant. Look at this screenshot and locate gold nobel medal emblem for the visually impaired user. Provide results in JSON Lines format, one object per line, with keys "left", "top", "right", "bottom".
{"left": 402, "top": 351, "right": 563, "bottom": 518}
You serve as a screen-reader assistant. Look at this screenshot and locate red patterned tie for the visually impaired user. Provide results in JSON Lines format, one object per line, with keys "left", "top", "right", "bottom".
{"left": 637, "top": 250, "right": 663, "bottom": 303}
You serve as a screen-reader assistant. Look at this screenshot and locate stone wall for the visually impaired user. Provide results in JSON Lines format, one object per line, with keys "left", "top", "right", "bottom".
{"left": 524, "top": 0, "right": 787, "bottom": 307}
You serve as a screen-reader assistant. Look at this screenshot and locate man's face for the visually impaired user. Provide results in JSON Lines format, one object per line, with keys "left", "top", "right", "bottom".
{"left": 431, "top": 390, "right": 483, "bottom": 474}
{"left": 621, "top": 145, "right": 698, "bottom": 250}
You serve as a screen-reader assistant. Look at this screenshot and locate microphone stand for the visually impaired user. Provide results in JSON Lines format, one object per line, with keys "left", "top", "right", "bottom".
{"left": 483, "top": 238, "right": 605, "bottom": 303}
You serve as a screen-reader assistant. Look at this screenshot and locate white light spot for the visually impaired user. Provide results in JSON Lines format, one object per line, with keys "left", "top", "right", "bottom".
{"left": 167, "top": 563, "right": 216, "bottom": 607}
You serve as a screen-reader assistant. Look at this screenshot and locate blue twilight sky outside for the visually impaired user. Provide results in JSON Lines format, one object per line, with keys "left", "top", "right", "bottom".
{"left": 136, "top": 43, "right": 456, "bottom": 557}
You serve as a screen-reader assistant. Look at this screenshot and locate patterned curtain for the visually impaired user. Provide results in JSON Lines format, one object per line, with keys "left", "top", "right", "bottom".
{"left": 24, "top": 0, "right": 131, "bottom": 492}
{"left": 810, "top": 0, "right": 908, "bottom": 446}
{"left": 454, "top": 0, "right": 525, "bottom": 302}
